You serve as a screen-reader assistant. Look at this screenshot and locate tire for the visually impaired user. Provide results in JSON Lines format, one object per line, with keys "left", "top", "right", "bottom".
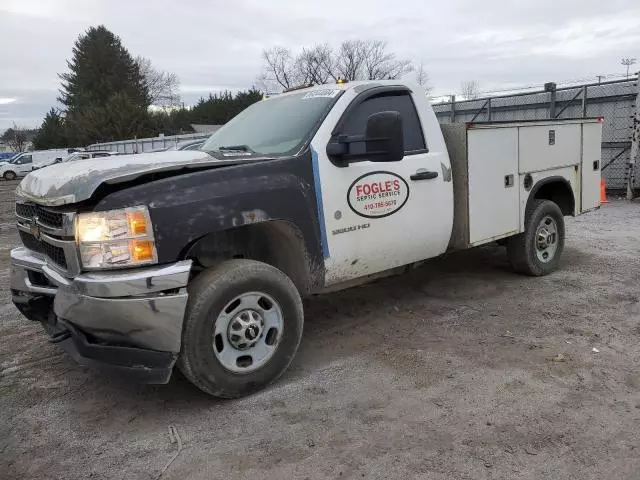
{"left": 507, "top": 199, "right": 565, "bottom": 276}
{"left": 179, "top": 259, "right": 303, "bottom": 398}
{"left": 3, "top": 171, "right": 16, "bottom": 180}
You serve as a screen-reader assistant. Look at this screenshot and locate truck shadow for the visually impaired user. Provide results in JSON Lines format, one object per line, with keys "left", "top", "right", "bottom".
{"left": 82, "top": 243, "right": 587, "bottom": 408}
{"left": 103, "top": 245, "right": 514, "bottom": 399}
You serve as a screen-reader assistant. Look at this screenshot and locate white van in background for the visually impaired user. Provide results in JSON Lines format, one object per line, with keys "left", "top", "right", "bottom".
{"left": 0, "top": 149, "right": 72, "bottom": 179}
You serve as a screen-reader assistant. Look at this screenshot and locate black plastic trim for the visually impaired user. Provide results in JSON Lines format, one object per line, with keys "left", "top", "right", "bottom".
{"left": 327, "top": 85, "right": 429, "bottom": 167}
{"left": 56, "top": 320, "right": 177, "bottom": 384}
{"left": 331, "top": 85, "right": 412, "bottom": 136}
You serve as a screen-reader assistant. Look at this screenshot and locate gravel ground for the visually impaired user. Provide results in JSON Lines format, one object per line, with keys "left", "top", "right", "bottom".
{"left": 1, "top": 179, "right": 639, "bottom": 480}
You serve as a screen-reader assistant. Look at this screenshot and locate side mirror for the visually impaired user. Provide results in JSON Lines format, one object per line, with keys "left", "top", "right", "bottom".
{"left": 326, "top": 110, "right": 404, "bottom": 165}
{"left": 365, "top": 111, "right": 403, "bottom": 162}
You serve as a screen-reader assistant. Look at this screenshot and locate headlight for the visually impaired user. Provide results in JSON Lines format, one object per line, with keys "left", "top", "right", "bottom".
{"left": 76, "top": 206, "right": 158, "bottom": 269}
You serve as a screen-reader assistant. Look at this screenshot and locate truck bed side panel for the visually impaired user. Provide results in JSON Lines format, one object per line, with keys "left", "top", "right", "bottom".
{"left": 440, "top": 124, "right": 469, "bottom": 250}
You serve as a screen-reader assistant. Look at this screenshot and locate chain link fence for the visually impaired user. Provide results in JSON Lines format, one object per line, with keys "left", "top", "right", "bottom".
{"left": 433, "top": 75, "right": 640, "bottom": 195}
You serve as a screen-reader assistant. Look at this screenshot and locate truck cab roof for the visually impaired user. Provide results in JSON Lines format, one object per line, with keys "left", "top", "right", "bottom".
{"left": 270, "top": 80, "right": 419, "bottom": 98}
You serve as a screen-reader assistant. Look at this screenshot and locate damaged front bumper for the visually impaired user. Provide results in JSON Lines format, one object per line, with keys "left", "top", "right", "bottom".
{"left": 10, "top": 247, "right": 192, "bottom": 383}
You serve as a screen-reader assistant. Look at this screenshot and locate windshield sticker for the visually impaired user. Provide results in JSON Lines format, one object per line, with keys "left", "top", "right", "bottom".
{"left": 347, "top": 171, "right": 409, "bottom": 218}
{"left": 302, "top": 89, "right": 341, "bottom": 99}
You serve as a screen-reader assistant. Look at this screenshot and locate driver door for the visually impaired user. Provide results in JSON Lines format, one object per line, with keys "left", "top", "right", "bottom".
{"left": 310, "top": 87, "right": 453, "bottom": 286}
{"left": 17, "top": 155, "right": 32, "bottom": 174}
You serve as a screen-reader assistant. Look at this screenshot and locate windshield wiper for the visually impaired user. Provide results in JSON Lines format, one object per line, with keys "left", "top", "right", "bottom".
{"left": 218, "top": 145, "right": 252, "bottom": 152}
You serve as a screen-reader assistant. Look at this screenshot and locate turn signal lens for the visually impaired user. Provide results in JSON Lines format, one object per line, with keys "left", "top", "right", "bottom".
{"left": 128, "top": 210, "right": 148, "bottom": 236}
{"left": 132, "top": 240, "right": 155, "bottom": 262}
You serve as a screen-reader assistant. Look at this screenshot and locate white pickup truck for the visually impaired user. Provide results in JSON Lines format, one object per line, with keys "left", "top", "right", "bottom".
{"left": 11, "top": 80, "right": 602, "bottom": 398}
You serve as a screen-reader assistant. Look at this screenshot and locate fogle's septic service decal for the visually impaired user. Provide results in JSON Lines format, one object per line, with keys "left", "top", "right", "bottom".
{"left": 347, "top": 171, "right": 409, "bottom": 218}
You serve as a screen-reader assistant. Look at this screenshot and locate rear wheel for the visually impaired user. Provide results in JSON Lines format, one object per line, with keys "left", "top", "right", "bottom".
{"left": 179, "top": 259, "right": 303, "bottom": 398}
{"left": 507, "top": 200, "right": 565, "bottom": 276}
{"left": 3, "top": 171, "right": 16, "bottom": 180}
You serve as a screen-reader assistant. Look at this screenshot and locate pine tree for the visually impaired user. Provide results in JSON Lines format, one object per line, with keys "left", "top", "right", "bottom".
{"left": 189, "top": 89, "right": 262, "bottom": 125}
{"left": 32, "top": 109, "right": 67, "bottom": 149}
{"left": 59, "top": 26, "right": 151, "bottom": 145}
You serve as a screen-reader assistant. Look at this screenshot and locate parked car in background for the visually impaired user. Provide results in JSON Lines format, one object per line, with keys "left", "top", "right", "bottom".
{"left": 149, "top": 140, "right": 205, "bottom": 153}
{"left": 60, "top": 150, "right": 120, "bottom": 163}
{"left": 0, "top": 149, "right": 70, "bottom": 179}
{"left": 174, "top": 139, "right": 205, "bottom": 151}
{"left": 0, "top": 153, "right": 33, "bottom": 179}
{"left": 32, "top": 150, "right": 121, "bottom": 170}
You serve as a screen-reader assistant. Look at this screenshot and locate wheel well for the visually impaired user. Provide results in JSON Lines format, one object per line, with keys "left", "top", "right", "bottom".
{"left": 530, "top": 179, "right": 575, "bottom": 216}
{"left": 183, "top": 221, "right": 315, "bottom": 294}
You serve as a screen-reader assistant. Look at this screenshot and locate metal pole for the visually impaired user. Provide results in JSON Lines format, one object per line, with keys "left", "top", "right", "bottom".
{"left": 628, "top": 72, "right": 640, "bottom": 200}
{"left": 545, "top": 82, "right": 557, "bottom": 119}
{"left": 487, "top": 98, "right": 492, "bottom": 121}
{"left": 450, "top": 95, "right": 456, "bottom": 123}
{"left": 581, "top": 85, "right": 588, "bottom": 118}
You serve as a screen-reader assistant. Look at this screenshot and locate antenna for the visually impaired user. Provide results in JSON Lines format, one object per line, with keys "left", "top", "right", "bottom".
{"left": 621, "top": 58, "right": 637, "bottom": 78}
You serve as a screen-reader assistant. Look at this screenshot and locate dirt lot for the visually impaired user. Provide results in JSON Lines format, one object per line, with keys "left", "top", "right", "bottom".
{"left": 1, "top": 179, "right": 639, "bottom": 480}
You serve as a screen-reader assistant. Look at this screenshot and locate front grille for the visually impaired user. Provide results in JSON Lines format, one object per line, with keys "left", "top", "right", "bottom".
{"left": 15, "top": 203, "right": 64, "bottom": 228}
{"left": 19, "top": 230, "right": 68, "bottom": 269}
{"left": 36, "top": 208, "right": 64, "bottom": 228}
{"left": 15, "top": 203, "right": 36, "bottom": 218}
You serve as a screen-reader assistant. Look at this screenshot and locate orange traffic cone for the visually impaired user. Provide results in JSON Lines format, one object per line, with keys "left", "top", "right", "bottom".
{"left": 600, "top": 178, "right": 609, "bottom": 204}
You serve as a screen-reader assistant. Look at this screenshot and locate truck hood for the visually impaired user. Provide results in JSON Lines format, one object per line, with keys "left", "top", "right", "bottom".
{"left": 17, "top": 150, "right": 231, "bottom": 206}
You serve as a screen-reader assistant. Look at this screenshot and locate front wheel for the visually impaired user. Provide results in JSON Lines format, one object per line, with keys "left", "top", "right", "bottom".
{"left": 179, "top": 259, "right": 303, "bottom": 398}
{"left": 507, "top": 200, "right": 565, "bottom": 276}
{"left": 3, "top": 171, "right": 17, "bottom": 180}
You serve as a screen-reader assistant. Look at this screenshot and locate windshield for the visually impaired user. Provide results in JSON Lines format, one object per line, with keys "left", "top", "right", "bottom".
{"left": 201, "top": 89, "right": 342, "bottom": 157}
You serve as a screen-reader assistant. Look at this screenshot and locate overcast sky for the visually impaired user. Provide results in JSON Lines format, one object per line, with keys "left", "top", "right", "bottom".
{"left": 1, "top": 0, "right": 639, "bottom": 131}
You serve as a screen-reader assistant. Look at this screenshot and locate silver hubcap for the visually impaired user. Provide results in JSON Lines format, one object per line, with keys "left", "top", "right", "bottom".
{"left": 535, "top": 215, "right": 558, "bottom": 263}
{"left": 213, "top": 292, "right": 283, "bottom": 373}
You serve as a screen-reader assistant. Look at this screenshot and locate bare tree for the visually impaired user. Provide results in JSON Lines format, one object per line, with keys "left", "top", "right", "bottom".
{"left": 335, "top": 40, "right": 367, "bottom": 81}
{"left": 136, "top": 56, "right": 181, "bottom": 108}
{"left": 1, "top": 124, "right": 30, "bottom": 152}
{"left": 258, "top": 40, "right": 415, "bottom": 92}
{"left": 254, "top": 71, "right": 271, "bottom": 93}
{"left": 297, "top": 44, "right": 334, "bottom": 85}
{"left": 262, "top": 47, "right": 299, "bottom": 90}
{"left": 361, "top": 40, "right": 413, "bottom": 80}
{"left": 460, "top": 80, "right": 480, "bottom": 100}
{"left": 415, "top": 61, "right": 432, "bottom": 95}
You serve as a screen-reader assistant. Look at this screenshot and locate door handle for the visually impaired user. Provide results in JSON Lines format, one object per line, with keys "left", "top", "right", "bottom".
{"left": 410, "top": 170, "right": 439, "bottom": 181}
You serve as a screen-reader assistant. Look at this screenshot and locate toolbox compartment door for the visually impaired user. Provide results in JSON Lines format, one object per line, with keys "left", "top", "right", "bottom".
{"left": 467, "top": 127, "right": 520, "bottom": 245}
{"left": 581, "top": 122, "right": 602, "bottom": 212}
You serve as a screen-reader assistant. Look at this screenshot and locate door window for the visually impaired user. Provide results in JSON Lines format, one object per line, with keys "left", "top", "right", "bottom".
{"left": 340, "top": 93, "right": 426, "bottom": 156}
{"left": 17, "top": 155, "right": 32, "bottom": 164}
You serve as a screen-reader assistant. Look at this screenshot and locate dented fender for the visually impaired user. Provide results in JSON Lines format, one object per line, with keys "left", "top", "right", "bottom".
{"left": 94, "top": 150, "right": 325, "bottom": 285}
